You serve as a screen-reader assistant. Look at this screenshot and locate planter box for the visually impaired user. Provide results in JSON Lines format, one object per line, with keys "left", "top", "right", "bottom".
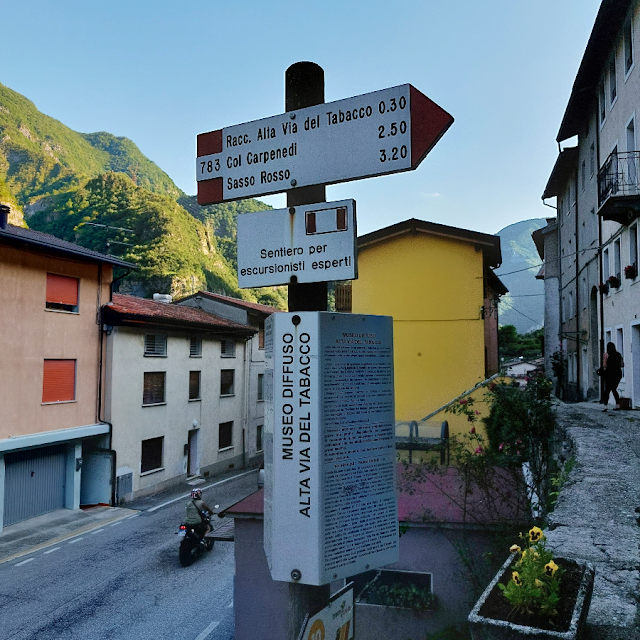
{"left": 468, "top": 554, "right": 595, "bottom": 640}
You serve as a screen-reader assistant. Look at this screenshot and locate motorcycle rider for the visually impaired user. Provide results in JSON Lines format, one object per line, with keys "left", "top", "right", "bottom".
{"left": 185, "top": 488, "right": 213, "bottom": 541}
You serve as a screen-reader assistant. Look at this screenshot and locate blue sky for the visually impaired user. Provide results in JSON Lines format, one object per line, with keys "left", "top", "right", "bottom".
{"left": 2, "top": 0, "right": 601, "bottom": 236}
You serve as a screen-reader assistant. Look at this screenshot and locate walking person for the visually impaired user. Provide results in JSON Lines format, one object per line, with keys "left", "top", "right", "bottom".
{"left": 602, "top": 342, "right": 624, "bottom": 411}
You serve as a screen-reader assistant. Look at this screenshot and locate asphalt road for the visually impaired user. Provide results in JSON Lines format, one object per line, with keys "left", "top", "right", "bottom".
{"left": 0, "top": 470, "right": 259, "bottom": 640}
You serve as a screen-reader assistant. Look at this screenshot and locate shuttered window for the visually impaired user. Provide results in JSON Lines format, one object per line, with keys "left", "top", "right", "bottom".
{"left": 46, "top": 274, "right": 79, "bottom": 312}
{"left": 219, "top": 421, "right": 233, "bottom": 450}
{"left": 141, "top": 437, "right": 163, "bottom": 473}
{"left": 189, "top": 336, "right": 202, "bottom": 357}
{"left": 144, "top": 334, "right": 167, "bottom": 356}
{"left": 258, "top": 320, "right": 265, "bottom": 349}
{"left": 143, "top": 372, "right": 166, "bottom": 405}
{"left": 42, "top": 359, "right": 76, "bottom": 403}
{"left": 220, "top": 369, "right": 234, "bottom": 396}
{"left": 189, "top": 371, "right": 201, "bottom": 400}
{"left": 221, "top": 339, "right": 236, "bottom": 357}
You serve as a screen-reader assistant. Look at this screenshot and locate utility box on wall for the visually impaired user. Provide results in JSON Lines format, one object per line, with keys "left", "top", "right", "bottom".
{"left": 264, "top": 311, "right": 399, "bottom": 586}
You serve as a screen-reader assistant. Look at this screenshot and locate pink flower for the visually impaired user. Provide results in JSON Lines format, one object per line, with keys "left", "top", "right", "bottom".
{"left": 475, "top": 410, "right": 480, "bottom": 415}
{"left": 515, "top": 439, "right": 522, "bottom": 446}
{"left": 499, "top": 442, "right": 505, "bottom": 451}
{"left": 516, "top": 450, "right": 521, "bottom": 456}
{"left": 459, "top": 399, "right": 468, "bottom": 405}
{"left": 470, "top": 426, "right": 476, "bottom": 434}
{"left": 475, "top": 446, "right": 483, "bottom": 454}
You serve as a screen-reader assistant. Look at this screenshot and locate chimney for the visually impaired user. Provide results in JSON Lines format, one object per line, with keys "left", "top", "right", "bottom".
{"left": 0, "top": 204, "right": 9, "bottom": 230}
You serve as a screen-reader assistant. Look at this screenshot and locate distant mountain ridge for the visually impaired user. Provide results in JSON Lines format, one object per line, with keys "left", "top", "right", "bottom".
{"left": 495, "top": 218, "right": 546, "bottom": 334}
{"left": 0, "top": 82, "right": 285, "bottom": 307}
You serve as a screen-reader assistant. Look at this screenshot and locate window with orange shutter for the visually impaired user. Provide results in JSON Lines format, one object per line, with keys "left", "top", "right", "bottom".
{"left": 46, "top": 274, "right": 79, "bottom": 312}
{"left": 42, "top": 360, "right": 76, "bottom": 403}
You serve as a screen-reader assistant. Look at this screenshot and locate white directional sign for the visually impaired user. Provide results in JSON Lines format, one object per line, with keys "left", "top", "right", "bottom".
{"left": 297, "top": 583, "right": 354, "bottom": 640}
{"left": 196, "top": 84, "right": 453, "bottom": 204}
{"left": 264, "top": 312, "right": 398, "bottom": 586}
{"left": 237, "top": 200, "right": 357, "bottom": 288}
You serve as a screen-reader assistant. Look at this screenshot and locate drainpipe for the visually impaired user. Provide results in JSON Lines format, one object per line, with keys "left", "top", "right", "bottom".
{"left": 575, "top": 165, "right": 581, "bottom": 400}
{"left": 596, "top": 112, "right": 605, "bottom": 401}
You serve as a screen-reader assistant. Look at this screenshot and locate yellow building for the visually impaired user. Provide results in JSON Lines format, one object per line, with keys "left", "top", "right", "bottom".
{"left": 351, "top": 219, "right": 506, "bottom": 429}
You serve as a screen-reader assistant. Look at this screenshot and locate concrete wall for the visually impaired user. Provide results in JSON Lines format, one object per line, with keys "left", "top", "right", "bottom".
{"left": 352, "top": 233, "right": 488, "bottom": 425}
{"left": 0, "top": 245, "right": 111, "bottom": 440}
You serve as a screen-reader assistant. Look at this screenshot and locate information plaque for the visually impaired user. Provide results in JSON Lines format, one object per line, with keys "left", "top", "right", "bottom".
{"left": 264, "top": 312, "right": 398, "bottom": 586}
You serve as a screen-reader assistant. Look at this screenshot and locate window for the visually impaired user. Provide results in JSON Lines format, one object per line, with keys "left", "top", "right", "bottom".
{"left": 599, "top": 78, "right": 606, "bottom": 126}
{"left": 189, "top": 371, "right": 201, "bottom": 400}
{"left": 42, "top": 359, "right": 76, "bottom": 403}
{"left": 603, "top": 248, "right": 610, "bottom": 283}
{"left": 617, "top": 328, "right": 625, "bottom": 374}
{"left": 144, "top": 334, "right": 167, "bottom": 356}
{"left": 590, "top": 143, "right": 595, "bottom": 177}
{"left": 609, "top": 56, "right": 617, "bottom": 104}
{"left": 581, "top": 159, "right": 586, "bottom": 191}
{"left": 143, "top": 372, "right": 166, "bottom": 405}
{"left": 190, "top": 336, "right": 202, "bottom": 358}
{"left": 45, "top": 273, "right": 78, "bottom": 312}
{"left": 257, "top": 424, "right": 263, "bottom": 451}
{"left": 257, "top": 373, "right": 264, "bottom": 401}
{"left": 141, "top": 437, "right": 163, "bottom": 473}
{"left": 221, "top": 339, "right": 236, "bottom": 357}
{"left": 219, "top": 421, "right": 233, "bottom": 450}
{"left": 630, "top": 224, "right": 638, "bottom": 270}
{"left": 625, "top": 19, "right": 634, "bottom": 74}
{"left": 614, "top": 238, "right": 621, "bottom": 281}
{"left": 220, "top": 369, "right": 235, "bottom": 396}
{"left": 258, "top": 320, "right": 265, "bottom": 349}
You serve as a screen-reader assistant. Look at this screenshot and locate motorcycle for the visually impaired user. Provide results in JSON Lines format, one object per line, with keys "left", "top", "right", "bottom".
{"left": 178, "top": 513, "right": 215, "bottom": 567}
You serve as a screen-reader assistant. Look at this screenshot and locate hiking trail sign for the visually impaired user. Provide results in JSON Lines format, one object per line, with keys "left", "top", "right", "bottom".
{"left": 196, "top": 84, "right": 453, "bottom": 205}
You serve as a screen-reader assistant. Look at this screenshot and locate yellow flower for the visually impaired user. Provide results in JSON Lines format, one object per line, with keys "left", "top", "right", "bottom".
{"left": 509, "top": 544, "right": 521, "bottom": 554}
{"left": 545, "top": 560, "right": 558, "bottom": 577}
{"left": 512, "top": 571, "right": 522, "bottom": 586}
{"left": 529, "top": 526, "right": 545, "bottom": 542}
{"left": 535, "top": 579, "right": 544, "bottom": 588}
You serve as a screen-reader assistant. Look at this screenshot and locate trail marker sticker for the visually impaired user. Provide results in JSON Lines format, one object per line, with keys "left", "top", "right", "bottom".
{"left": 237, "top": 199, "right": 357, "bottom": 288}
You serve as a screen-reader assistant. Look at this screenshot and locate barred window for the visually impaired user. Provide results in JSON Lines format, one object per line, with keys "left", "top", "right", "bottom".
{"left": 221, "top": 339, "right": 236, "bottom": 358}
{"left": 144, "top": 334, "right": 167, "bottom": 356}
{"left": 190, "top": 336, "right": 202, "bottom": 357}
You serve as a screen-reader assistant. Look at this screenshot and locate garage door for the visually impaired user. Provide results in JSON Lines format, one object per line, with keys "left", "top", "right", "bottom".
{"left": 4, "top": 445, "right": 67, "bottom": 526}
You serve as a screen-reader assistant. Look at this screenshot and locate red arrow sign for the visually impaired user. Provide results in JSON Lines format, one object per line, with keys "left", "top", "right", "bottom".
{"left": 196, "top": 84, "right": 453, "bottom": 205}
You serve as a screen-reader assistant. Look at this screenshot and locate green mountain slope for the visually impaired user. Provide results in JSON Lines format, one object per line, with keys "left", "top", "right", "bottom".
{"left": 0, "top": 81, "right": 286, "bottom": 307}
{"left": 495, "top": 219, "right": 546, "bottom": 333}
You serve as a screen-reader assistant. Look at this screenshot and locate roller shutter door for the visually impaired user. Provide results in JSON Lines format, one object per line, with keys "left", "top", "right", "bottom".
{"left": 4, "top": 445, "right": 66, "bottom": 526}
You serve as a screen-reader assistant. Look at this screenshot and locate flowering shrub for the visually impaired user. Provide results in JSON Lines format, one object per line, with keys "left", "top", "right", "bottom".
{"left": 598, "top": 282, "right": 609, "bottom": 294}
{"left": 499, "top": 527, "right": 563, "bottom": 617}
{"left": 607, "top": 275, "right": 620, "bottom": 289}
{"left": 624, "top": 264, "right": 637, "bottom": 279}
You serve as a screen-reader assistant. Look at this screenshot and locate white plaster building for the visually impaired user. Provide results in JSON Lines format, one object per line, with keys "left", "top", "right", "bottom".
{"left": 539, "top": 0, "right": 640, "bottom": 405}
{"left": 102, "top": 293, "right": 275, "bottom": 502}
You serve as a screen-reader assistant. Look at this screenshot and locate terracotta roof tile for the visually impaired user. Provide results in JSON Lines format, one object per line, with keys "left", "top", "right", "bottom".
{"left": 105, "top": 294, "right": 256, "bottom": 333}
{"left": 0, "top": 224, "right": 136, "bottom": 268}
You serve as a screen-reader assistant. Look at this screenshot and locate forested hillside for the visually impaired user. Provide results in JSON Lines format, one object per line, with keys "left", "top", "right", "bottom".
{"left": 0, "top": 82, "right": 285, "bottom": 307}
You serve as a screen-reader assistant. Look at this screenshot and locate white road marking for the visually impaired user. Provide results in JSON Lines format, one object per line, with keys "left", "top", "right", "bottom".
{"left": 15, "top": 558, "right": 34, "bottom": 567}
{"left": 90, "top": 528, "right": 104, "bottom": 535}
{"left": 44, "top": 547, "right": 61, "bottom": 555}
{"left": 147, "top": 469, "right": 257, "bottom": 513}
{"left": 127, "top": 513, "right": 140, "bottom": 519}
{"left": 68, "top": 537, "right": 83, "bottom": 544}
{"left": 194, "top": 620, "right": 220, "bottom": 640}
{"left": 110, "top": 521, "right": 123, "bottom": 527}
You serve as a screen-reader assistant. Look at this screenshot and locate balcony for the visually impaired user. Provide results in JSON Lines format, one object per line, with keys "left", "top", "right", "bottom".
{"left": 598, "top": 150, "right": 640, "bottom": 224}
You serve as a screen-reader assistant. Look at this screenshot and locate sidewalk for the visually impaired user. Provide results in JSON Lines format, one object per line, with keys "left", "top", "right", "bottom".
{"left": 547, "top": 401, "right": 640, "bottom": 640}
{"left": 0, "top": 466, "right": 258, "bottom": 565}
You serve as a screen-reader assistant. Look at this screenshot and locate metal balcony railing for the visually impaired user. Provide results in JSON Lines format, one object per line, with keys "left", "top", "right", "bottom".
{"left": 598, "top": 150, "right": 640, "bottom": 207}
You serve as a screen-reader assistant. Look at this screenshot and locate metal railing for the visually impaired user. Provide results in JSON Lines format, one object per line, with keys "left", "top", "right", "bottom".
{"left": 395, "top": 420, "right": 449, "bottom": 464}
{"left": 598, "top": 150, "right": 640, "bottom": 206}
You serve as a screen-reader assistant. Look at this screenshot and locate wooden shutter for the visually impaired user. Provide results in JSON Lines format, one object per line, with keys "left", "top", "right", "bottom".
{"left": 46, "top": 274, "right": 78, "bottom": 306}
{"left": 42, "top": 360, "right": 76, "bottom": 403}
{"left": 143, "top": 372, "right": 165, "bottom": 404}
